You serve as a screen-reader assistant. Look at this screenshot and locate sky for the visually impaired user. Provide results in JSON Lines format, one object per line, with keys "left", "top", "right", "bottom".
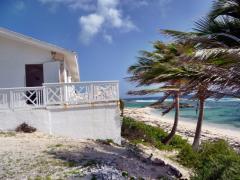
{"left": 0, "top": 0, "right": 212, "bottom": 98}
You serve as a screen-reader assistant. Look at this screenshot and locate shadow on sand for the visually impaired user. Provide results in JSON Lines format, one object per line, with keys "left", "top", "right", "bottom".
{"left": 47, "top": 141, "right": 182, "bottom": 179}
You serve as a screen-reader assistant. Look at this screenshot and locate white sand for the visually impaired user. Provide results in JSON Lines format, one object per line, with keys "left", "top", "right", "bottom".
{"left": 125, "top": 107, "right": 240, "bottom": 150}
{"left": 0, "top": 132, "right": 190, "bottom": 179}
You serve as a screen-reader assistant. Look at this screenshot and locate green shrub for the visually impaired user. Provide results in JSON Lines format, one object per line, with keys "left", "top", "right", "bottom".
{"left": 121, "top": 117, "right": 188, "bottom": 150}
{"left": 178, "top": 140, "right": 240, "bottom": 180}
{"left": 191, "top": 140, "right": 240, "bottom": 180}
{"left": 122, "top": 117, "right": 240, "bottom": 180}
{"left": 177, "top": 144, "right": 199, "bottom": 168}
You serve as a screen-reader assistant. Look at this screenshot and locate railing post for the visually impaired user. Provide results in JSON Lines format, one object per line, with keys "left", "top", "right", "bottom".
{"left": 90, "top": 83, "right": 94, "bottom": 103}
{"left": 10, "top": 90, "right": 13, "bottom": 110}
{"left": 61, "top": 84, "right": 65, "bottom": 105}
{"left": 43, "top": 86, "right": 47, "bottom": 107}
{"left": 116, "top": 82, "right": 120, "bottom": 101}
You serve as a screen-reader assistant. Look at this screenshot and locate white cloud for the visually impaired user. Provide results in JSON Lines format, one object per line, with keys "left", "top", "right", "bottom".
{"left": 79, "top": 13, "right": 104, "bottom": 44}
{"left": 38, "top": 0, "right": 137, "bottom": 44}
{"left": 78, "top": 0, "right": 137, "bottom": 44}
{"left": 67, "top": 0, "right": 96, "bottom": 11}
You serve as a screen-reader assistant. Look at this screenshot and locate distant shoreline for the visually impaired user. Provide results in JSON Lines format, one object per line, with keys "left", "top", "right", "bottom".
{"left": 150, "top": 107, "right": 240, "bottom": 133}
{"left": 124, "top": 107, "right": 240, "bottom": 151}
{"left": 124, "top": 97, "right": 240, "bottom": 129}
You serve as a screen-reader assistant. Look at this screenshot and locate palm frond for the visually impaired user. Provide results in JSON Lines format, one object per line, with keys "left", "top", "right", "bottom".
{"left": 162, "top": 102, "right": 175, "bottom": 116}
{"left": 160, "top": 29, "right": 197, "bottom": 40}
{"left": 195, "top": 48, "right": 240, "bottom": 61}
{"left": 209, "top": 0, "right": 240, "bottom": 20}
{"left": 194, "top": 16, "right": 240, "bottom": 47}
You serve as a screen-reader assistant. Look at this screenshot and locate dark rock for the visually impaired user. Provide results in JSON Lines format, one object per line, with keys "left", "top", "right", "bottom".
{"left": 168, "top": 166, "right": 182, "bottom": 178}
{"left": 152, "top": 158, "right": 165, "bottom": 166}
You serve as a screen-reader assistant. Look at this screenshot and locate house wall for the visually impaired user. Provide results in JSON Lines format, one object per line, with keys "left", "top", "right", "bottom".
{"left": 0, "top": 103, "right": 121, "bottom": 144}
{"left": 0, "top": 36, "right": 60, "bottom": 88}
{"left": 43, "top": 61, "right": 61, "bottom": 83}
{"left": 49, "top": 104, "right": 121, "bottom": 143}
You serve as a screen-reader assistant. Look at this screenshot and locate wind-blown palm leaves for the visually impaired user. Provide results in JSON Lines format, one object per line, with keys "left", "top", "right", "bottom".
{"left": 127, "top": 41, "right": 204, "bottom": 145}
{"left": 209, "top": 0, "right": 240, "bottom": 20}
{"left": 128, "top": 0, "right": 240, "bottom": 150}
{"left": 161, "top": 0, "right": 240, "bottom": 149}
{"left": 128, "top": 41, "right": 199, "bottom": 85}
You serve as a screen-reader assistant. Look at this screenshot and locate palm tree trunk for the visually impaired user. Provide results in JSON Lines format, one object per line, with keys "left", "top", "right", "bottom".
{"left": 192, "top": 97, "right": 205, "bottom": 150}
{"left": 162, "top": 92, "right": 179, "bottom": 145}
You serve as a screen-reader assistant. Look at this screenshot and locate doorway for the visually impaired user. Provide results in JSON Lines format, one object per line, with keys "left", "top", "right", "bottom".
{"left": 25, "top": 64, "right": 44, "bottom": 104}
{"left": 25, "top": 64, "right": 44, "bottom": 87}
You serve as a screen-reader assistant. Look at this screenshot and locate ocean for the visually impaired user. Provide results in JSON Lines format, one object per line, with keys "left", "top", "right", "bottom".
{"left": 124, "top": 97, "right": 240, "bottom": 129}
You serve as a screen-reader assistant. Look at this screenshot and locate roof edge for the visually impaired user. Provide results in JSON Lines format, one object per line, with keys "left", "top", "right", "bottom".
{"left": 0, "top": 27, "right": 76, "bottom": 56}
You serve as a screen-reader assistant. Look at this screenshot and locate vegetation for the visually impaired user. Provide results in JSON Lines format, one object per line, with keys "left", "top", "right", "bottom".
{"left": 179, "top": 140, "right": 240, "bottom": 180}
{"left": 122, "top": 117, "right": 240, "bottom": 180}
{"left": 127, "top": 42, "right": 200, "bottom": 145}
{"left": 127, "top": 0, "right": 240, "bottom": 150}
{"left": 122, "top": 116, "right": 188, "bottom": 150}
{"left": 160, "top": 0, "right": 240, "bottom": 150}
{"left": 0, "top": 131, "right": 16, "bottom": 137}
{"left": 127, "top": 38, "right": 219, "bottom": 150}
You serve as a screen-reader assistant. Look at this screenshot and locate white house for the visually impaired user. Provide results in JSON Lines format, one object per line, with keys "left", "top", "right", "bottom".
{"left": 0, "top": 28, "right": 121, "bottom": 143}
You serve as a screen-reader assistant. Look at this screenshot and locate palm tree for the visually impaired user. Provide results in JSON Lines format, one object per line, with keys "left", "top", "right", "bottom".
{"left": 128, "top": 87, "right": 180, "bottom": 145}
{"left": 160, "top": 0, "right": 240, "bottom": 149}
{"left": 161, "top": 30, "right": 236, "bottom": 149}
{"left": 127, "top": 41, "right": 201, "bottom": 145}
{"left": 129, "top": 0, "right": 240, "bottom": 150}
{"left": 161, "top": 90, "right": 180, "bottom": 144}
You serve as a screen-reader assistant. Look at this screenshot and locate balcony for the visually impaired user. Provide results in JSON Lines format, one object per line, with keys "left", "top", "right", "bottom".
{"left": 0, "top": 81, "right": 119, "bottom": 110}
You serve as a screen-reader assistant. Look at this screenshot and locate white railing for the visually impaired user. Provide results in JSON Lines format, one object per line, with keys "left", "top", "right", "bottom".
{"left": 0, "top": 89, "right": 10, "bottom": 109}
{"left": 0, "top": 86, "right": 45, "bottom": 110}
{"left": 0, "top": 81, "right": 119, "bottom": 110}
{"left": 11, "top": 87, "right": 45, "bottom": 109}
{"left": 44, "top": 81, "right": 119, "bottom": 105}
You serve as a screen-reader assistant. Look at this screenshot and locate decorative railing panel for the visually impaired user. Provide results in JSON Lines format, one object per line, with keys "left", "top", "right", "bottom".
{"left": 11, "top": 87, "right": 44, "bottom": 109}
{"left": 0, "top": 89, "right": 10, "bottom": 109}
{"left": 93, "top": 82, "right": 119, "bottom": 102}
{"left": 45, "top": 85, "right": 63, "bottom": 105}
{"left": 66, "top": 83, "right": 92, "bottom": 104}
{"left": 44, "top": 81, "right": 119, "bottom": 105}
{"left": 0, "top": 81, "right": 119, "bottom": 110}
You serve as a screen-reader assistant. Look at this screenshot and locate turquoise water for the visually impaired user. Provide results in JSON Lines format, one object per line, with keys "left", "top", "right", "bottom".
{"left": 124, "top": 97, "right": 240, "bottom": 128}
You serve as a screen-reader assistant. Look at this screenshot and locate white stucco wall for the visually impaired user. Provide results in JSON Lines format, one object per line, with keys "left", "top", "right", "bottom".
{"left": 43, "top": 61, "right": 61, "bottom": 83}
{"left": 49, "top": 104, "right": 121, "bottom": 143}
{"left": 0, "top": 104, "right": 121, "bottom": 144}
{"left": 0, "top": 109, "right": 50, "bottom": 133}
{"left": 0, "top": 36, "right": 59, "bottom": 88}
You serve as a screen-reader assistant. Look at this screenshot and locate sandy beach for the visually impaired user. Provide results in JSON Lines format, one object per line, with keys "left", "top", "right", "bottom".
{"left": 125, "top": 107, "right": 240, "bottom": 151}
{"left": 0, "top": 132, "right": 190, "bottom": 179}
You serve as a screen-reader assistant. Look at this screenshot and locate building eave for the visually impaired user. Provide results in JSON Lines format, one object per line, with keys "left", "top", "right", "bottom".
{"left": 0, "top": 27, "right": 80, "bottom": 82}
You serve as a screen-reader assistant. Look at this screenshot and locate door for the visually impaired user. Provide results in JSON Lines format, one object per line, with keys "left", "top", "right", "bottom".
{"left": 25, "top": 64, "right": 44, "bottom": 104}
{"left": 25, "top": 64, "right": 44, "bottom": 87}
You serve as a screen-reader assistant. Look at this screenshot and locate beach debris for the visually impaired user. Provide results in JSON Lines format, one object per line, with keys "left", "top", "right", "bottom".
{"left": 15, "top": 122, "right": 36, "bottom": 133}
